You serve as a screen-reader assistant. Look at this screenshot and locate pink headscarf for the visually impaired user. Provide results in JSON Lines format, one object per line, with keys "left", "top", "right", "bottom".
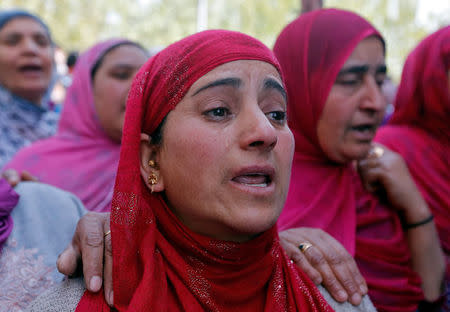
{"left": 376, "top": 26, "right": 450, "bottom": 279}
{"left": 274, "top": 9, "right": 384, "bottom": 254}
{"left": 4, "top": 39, "right": 143, "bottom": 212}
{"left": 274, "top": 9, "right": 423, "bottom": 311}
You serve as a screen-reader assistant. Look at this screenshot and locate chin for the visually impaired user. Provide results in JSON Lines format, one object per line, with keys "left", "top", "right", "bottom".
{"left": 230, "top": 208, "right": 280, "bottom": 238}
{"left": 346, "top": 143, "right": 372, "bottom": 161}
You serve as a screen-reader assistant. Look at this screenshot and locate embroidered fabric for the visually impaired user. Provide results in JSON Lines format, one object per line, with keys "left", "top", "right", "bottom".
{"left": 0, "top": 239, "right": 55, "bottom": 312}
{"left": 0, "top": 85, "right": 58, "bottom": 169}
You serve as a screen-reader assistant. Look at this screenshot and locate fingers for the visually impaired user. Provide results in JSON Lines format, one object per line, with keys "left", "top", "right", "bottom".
{"left": 57, "top": 244, "right": 81, "bottom": 276}
{"left": 21, "top": 170, "right": 39, "bottom": 182}
{"left": 314, "top": 243, "right": 365, "bottom": 305}
{"left": 357, "top": 158, "right": 383, "bottom": 193}
{"left": 283, "top": 239, "right": 322, "bottom": 284}
{"left": 303, "top": 243, "right": 350, "bottom": 303}
{"left": 2, "top": 169, "right": 20, "bottom": 187}
{"left": 280, "top": 228, "right": 367, "bottom": 306}
{"left": 103, "top": 218, "right": 114, "bottom": 307}
{"left": 79, "top": 213, "right": 108, "bottom": 293}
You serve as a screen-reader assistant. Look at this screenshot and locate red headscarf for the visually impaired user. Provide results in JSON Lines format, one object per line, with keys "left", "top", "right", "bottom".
{"left": 76, "top": 30, "right": 332, "bottom": 312}
{"left": 376, "top": 26, "right": 450, "bottom": 279}
{"left": 274, "top": 9, "right": 423, "bottom": 311}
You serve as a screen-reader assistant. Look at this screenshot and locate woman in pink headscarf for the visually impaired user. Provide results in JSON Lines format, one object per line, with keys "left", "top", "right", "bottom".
{"left": 274, "top": 9, "right": 445, "bottom": 311}
{"left": 376, "top": 25, "right": 450, "bottom": 306}
{"left": 4, "top": 39, "right": 148, "bottom": 211}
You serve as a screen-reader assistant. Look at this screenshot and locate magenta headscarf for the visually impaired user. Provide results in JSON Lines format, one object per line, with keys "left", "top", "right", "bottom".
{"left": 0, "top": 178, "right": 19, "bottom": 252}
{"left": 376, "top": 26, "right": 450, "bottom": 279}
{"left": 274, "top": 9, "right": 423, "bottom": 311}
{"left": 4, "top": 39, "right": 143, "bottom": 212}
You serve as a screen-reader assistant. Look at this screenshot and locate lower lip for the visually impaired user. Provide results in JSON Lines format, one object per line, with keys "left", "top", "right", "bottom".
{"left": 19, "top": 70, "right": 44, "bottom": 78}
{"left": 229, "top": 180, "right": 275, "bottom": 196}
{"left": 348, "top": 128, "right": 375, "bottom": 142}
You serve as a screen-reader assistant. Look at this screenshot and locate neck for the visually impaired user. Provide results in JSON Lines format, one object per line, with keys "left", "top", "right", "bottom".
{"left": 20, "top": 92, "right": 43, "bottom": 105}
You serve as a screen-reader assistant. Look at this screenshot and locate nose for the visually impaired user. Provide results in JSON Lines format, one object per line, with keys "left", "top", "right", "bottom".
{"left": 21, "top": 38, "right": 40, "bottom": 55}
{"left": 360, "top": 76, "right": 387, "bottom": 114}
{"left": 239, "top": 103, "right": 278, "bottom": 152}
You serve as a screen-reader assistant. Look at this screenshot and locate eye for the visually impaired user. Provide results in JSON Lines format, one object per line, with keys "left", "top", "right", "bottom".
{"left": 376, "top": 79, "right": 385, "bottom": 88}
{"left": 112, "top": 71, "right": 132, "bottom": 80}
{"left": 335, "top": 77, "right": 362, "bottom": 87}
{"left": 266, "top": 111, "right": 286, "bottom": 124}
{"left": 3, "top": 35, "right": 20, "bottom": 46}
{"left": 34, "top": 35, "right": 50, "bottom": 47}
{"left": 375, "top": 75, "right": 386, "bottom": 88}
{"left": 203, "top": 107, "right": 231, "bottom": 121}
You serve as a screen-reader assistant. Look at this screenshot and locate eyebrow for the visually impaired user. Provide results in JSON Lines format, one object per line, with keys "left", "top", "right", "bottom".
{"left": 112, "top": 64, "right": 142, "bottom": 69}
{"left": 338, "top": 64, "right": 387, "bottom": 75}
{"left": 193, "top": 77, "right": 241, "bottom": 96}
{"left": 263, "top": 78, "right": 286, "bottom": 100}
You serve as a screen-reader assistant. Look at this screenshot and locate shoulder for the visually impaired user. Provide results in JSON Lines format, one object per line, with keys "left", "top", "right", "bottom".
{"left": 318, "top": 285, "right": 377, "bottom": 312}
{"left": 25, "top": 278, "right": 86, "bottom": 312}
{"left": 14, "top": 181, "right": 86, "bottom": 214}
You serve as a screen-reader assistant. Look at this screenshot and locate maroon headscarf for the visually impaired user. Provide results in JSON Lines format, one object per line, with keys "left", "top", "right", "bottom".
{"left": 376, "top": 26, "right": 450, "bottom": 279}
{"left": 274, "top": 9, "right": 423, "bottom": 311}
{"left": 76, "top": 30, "right": 333, "bottom": 311}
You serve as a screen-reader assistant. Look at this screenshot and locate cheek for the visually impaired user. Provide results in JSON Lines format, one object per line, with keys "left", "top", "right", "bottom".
{"left": 41, "top": 49, "right": 54, "bottom": 73}
{"left": 0, "top": 50, "right": 15, "bottom": 71}
{"left": 168, "top": 128, "right": 225, "bottom": 169}
{"left": 276, "top": 131, "right": 295, "bottom": 190}
{"left": 161, "top": 124, "right": 227, "bottom": 187}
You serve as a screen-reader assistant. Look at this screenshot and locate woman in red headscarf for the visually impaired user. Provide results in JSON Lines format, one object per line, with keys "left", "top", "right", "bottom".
{"left": 375, "top": 25, "right": 450, "bottom": 306}
{"left": 274, "top": 9, "right": 445, "bottom": 312}
{"left": 42, "top": 29, "right": 338, "bottom": 311}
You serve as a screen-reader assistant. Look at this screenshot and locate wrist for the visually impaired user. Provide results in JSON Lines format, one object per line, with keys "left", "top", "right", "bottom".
{"left": 402, "top": 214, "right": 434, "bottom": 230}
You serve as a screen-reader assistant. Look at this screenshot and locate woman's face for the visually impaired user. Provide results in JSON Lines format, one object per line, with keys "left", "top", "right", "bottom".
{"left": 317, "top": 36, "right": 387, "bottom": 163}
{"left": 0, "top": 17, "right": 53, "bottom": 104}
{"left": 92, "top": 44, "right": 148, "bottom": 142}
{"left": 144, "top": 60, "right": 294, "bottom": 242}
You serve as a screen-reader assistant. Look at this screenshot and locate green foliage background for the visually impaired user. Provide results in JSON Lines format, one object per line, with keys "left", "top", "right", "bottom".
{"left": 1, "top": 0, "right": 449, "bottom": 80}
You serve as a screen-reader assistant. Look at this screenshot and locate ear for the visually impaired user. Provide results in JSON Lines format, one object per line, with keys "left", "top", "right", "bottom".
{"left": 140, "top": 133, "right": 165, "bottom": 193}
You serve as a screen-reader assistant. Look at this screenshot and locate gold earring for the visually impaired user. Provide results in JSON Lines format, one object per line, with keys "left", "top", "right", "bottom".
{"left": 148, "top": 173, "right": 158, "bottom": 186}
{"left": 148, "top": 160, "right": 156, "bottom": 168}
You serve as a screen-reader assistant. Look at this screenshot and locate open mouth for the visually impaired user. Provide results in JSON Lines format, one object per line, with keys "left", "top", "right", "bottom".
{"left": 232, "top": 172, "right": 273, "bottom": 188}
{"left": 351, "top": 124, "right": 376, "bottom": 132}
{"left": 19, "top": 64, "right": 43, "bottom": 73}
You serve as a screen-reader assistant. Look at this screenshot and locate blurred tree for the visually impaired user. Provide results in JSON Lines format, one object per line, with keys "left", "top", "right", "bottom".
{"left": 325, "top": 0, "right": 432, "bottom": 81}
{"left": 1, "top": 0, "right": 448, "bottom": 79}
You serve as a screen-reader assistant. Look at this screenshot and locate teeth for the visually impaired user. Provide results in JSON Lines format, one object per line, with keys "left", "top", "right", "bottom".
{"left": 242, "top": 183, "right": 267, "bottom": 187}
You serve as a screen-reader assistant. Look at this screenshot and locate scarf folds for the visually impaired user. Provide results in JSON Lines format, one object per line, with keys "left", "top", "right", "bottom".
{"left": 274, "top": 9, "right": 423, "bottom": 311}
{"left": 76, "top": 29, "right": 332, "bottom": 312}
{"left": 375, "top": 25, "right": 450, "bottom": 279}
{"left": 354, "top": 185, "right": 424, "bottom": 311}
{"left": 0, "top": 179, "right": 19, "bottom": 252}
{"left": 3, "top": 39, "right": 131, "bottom": 212}
{"left": 386, "top": 26, "right": 450, "bottom": 142}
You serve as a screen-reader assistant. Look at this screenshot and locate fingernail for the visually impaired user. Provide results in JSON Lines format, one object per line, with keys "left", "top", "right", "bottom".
{"left": 90, "top": 276, "right": 102, "bottom": 292}
{"left": 108, "top": 291, "right": 114, "bottom": 306}
{"left": 337, "top": 290, "right": 347, "bottom": 301}
{"left": 351, "top": 293, "right": 362, "bottom": 305}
